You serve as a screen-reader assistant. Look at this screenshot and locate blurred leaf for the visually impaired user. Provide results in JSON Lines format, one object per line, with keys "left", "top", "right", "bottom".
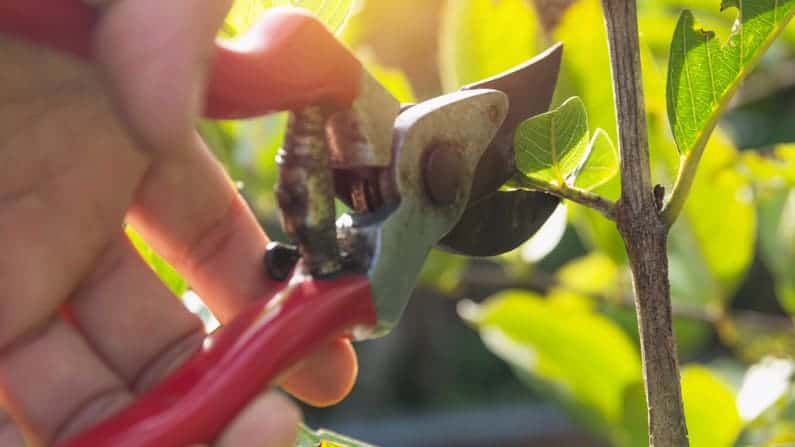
{"left": 735, "top": 358, "right": 795, "bottom": 446}
{"left": 126, "top": 227, "right": 188, "bottom": 297}
{"left": 737, "top": 357, "right": 795, "bottom": 421}
{"left": 461, "top": 291, "right": 640, "bottom": 433}
{"left": 519, "top": 204, "right": 567, "bottom": 263}
{"left": 554, "top": 0, "right": 616, "bottom": 139}
{"left": 418, "top": 249, "right": 468, "bottom": 293}
{"left": 621, "top": 366, "right": 741, "bottom": 447}
{"left": 514, "top": 97, "right": 589, "bottom": 187}
{"left": 739, "top": 145, "right": 795, "bottom": 188}
{"left": 758, "top": 188, "right": 795, "bottom": 314}
{"left": 619, "top": 381, "right": 648, "bottom": 447}
{"left": 200, "top": 114, "right": 287, "bottom": 220}
{"left": 666, "top": 1, "right": 795, "bottom": 157}
{"left": 223, "top": 0, "right": 268, "bottom": 36}
{"left": 668, "top": 131, "right": 756, "bottom": 306}
{"left": 296, "top": 424, "right": 376, "bottom": 447}
{"left": 574, "top": 129, "right": 620, "bottom": 192}
{"left": 272, "top": 0, "right": 356, "bottom": 32}
{"left": 223, "top": 0, "right": 356, "bottom": 37}
{"left": 557, "top": 252, "right": 620, "bottom": 297}
{"left": 439, "top": 0, "right": 541, "bottom": 91}
{"left": 682, "top": 366, "right": 742, "bottom": 447}
{"left": 365, "top": 63, "right": 416, "bottom": 103}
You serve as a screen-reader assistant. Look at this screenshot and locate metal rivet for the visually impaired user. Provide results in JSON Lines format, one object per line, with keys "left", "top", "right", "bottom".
{"left": 488, "top": 104, "right": 502, "bottom": 124}
{"left": 423, "top": 144, "right": 466, "bottom": 206}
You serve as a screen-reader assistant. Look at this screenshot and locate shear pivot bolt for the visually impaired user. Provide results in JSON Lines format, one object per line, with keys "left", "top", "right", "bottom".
{"left": 423, "top": 144, "right": 466, "bottom": 206}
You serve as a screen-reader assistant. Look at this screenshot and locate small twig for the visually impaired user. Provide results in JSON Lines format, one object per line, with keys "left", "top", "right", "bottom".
{"left": 510, "top": 176, "right": 617, "bottom": 220}
{"left": 559, "top": 183, "right": 617, "bottom": 220}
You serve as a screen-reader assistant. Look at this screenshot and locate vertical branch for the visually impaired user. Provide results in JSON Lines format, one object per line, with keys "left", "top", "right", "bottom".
{"left": 600, "top": 1, "right": 689, "bottom": 446}
{"left": 602, "top": 0, "right": 653, "bottom": 212}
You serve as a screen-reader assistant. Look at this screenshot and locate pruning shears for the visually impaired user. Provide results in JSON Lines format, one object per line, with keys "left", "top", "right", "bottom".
{"left": 0, "top": 3, "right": 562, "bottom": 446}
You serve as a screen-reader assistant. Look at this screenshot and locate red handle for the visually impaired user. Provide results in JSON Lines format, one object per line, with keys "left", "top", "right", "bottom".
{"left": 58, "top": 273, "right": 377, "bottom": 447}
{"left": 0, "top": 1, "right": 364, "bottom": 118}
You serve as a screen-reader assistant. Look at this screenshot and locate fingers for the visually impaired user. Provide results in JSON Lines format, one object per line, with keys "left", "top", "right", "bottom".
{"left": 126, "top": 137, "right": 278, "bottom": 323}
{"left": 0, "top": 38, "right": 150, "bottom": 349}
{"left": 214, "top": 393, "right": 300, "bottom": 447}
{"left": 0, "top": 318, "right": 133, "bottom": 445}
{"left": 281, "top": 338, "right": 359, "bottom": 407}
{"left": 0, "top": 410, "right": 24, "bottom": 447}
{"left": 92, "top": 0, "right": 233, "bottom": 152}
{"left": 67, "top": 233, "right": 203, "bottom": 389}
{"left": 126, "top": 145, "right": 361, "bottom": 405}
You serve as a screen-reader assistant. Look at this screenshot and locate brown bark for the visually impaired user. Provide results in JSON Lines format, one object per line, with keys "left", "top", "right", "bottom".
{"left": 601, "top": 0, "right": 689, "bottom": 445}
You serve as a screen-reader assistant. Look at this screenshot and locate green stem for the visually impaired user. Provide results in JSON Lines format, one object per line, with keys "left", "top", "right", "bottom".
{"left": 510, "top": 175, "right": 617, "bottom": 220}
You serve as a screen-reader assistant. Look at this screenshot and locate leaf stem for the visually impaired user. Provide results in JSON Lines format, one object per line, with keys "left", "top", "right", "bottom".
{"left": 559, "top": 183, "right": 616, "bottom": 220}
{"left": 661, "top": 150, "right": 698, "bottom": 227}
{"left": 601, "top": 0, "right": 689, "bottom": 446}
{"left": 510, "top": 176, "right": 617, "bottom": 220}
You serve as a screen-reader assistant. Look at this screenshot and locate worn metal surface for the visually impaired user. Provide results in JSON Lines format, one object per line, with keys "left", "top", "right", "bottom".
{"left": 327, "top": 72, "right": 402, "bottom": 214}
{"left": 326, "top": 72, "right": 400, "bottom": 168}
{"left": 337, "top": 89, "right": 509, "bottom": 336}
{"left": 441, "top": 190, "right": 560, "bottom": 257}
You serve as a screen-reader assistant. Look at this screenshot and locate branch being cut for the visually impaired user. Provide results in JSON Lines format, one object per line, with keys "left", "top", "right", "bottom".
{"left": 601, "top": 0, "right": 689, "bottom": 446}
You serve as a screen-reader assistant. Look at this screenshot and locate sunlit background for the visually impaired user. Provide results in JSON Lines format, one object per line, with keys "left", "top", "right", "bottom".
{"left": 133, "top": 0, "right": 795, "bottom": 445}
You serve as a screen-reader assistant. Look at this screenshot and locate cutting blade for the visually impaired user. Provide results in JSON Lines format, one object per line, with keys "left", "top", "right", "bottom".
{"left": 438, "top": 43, "right": 563, "bottom": 257}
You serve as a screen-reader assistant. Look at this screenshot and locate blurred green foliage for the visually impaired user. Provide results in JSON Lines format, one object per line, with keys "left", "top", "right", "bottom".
{"left": 296, "top": 424, "right": 375, "bottom": 447}
{"left": 124, "top": 0, "right": 795, "bottom": 445}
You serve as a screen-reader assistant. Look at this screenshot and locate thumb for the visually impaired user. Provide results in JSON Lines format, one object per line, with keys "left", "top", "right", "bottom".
{"left": 92, "top": 0, "right": 232, "bottom": 151}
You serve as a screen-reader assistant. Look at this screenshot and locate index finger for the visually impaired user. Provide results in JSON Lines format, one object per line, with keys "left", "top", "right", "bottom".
{"left": 94, "top": 0, "right": 360, "bottom": 403}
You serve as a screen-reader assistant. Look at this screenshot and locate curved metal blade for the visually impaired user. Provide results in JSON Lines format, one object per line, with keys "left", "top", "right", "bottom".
{"left": 439, "top": 190, "right": 559, "bottom": 257}
{"left": 439, "top": 43, "right": 564, "bottom": 256}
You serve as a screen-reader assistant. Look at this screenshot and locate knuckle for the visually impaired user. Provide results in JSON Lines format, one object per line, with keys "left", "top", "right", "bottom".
{"left": 52, "top": 387, "right": 132, "bottom": 444}
{"left": 179, "top": 195, "right": 245, "bottom": 276}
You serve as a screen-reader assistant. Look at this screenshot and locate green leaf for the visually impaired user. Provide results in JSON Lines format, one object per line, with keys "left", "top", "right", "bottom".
{"left": 667, "top": 131, "right": 756, "bottom": 305}
{"left": 666, "top": 1, "right": 795, "bottom": 156}
{"left": 223, "top": 0, "right": 355, "bottom": 37}
{"left": 735, "top": 359, "right": 795, "bottom": 446}
{"left": 554, "top": 0, "right": 617, "bottom": 139}
{"left": 364, "top": 62, "right": 416, "bottom": 103}
{"left": 621, "top": 366, "right": 741, "bottom": 447}
{"left": 126, "top": 227, "right": 188, "bottom": 297}
{"left": 439, "top": 0, "right": 541, "bottom": 91}
{"left": 557, "top": 252, "right": 620, "bottom": 297}
{"left": 758, "top": 188, "right": 795, "bottom": 315}
{"left": 272, "top": 0, "right": 355, "bottom": 32}
{"left": 461, "top": 291, "right": 640, "bottom": 432}
{"left": 514, "top": 97, "right": 590, "bottom": 187}
{"left": 619, "top": 381, "right": 648, "bottom": 447}
{"left": 574, "top": 129, "right": 620, "bottom": 191}
{"left": 682, "top": 366, "right": 742, "bottom": 447}
{"left": 296, "top": 424, "right": 377, "bottom": 447}
{"left": 739, "top": 145, "right": 795, "bottom": 189}
{"left": 418, "top": 249, "right": 468, "bottom": 293}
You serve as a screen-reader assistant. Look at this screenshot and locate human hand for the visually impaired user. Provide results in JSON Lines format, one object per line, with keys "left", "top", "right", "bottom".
{"left": 0, "top": 2, "right": 357, "bottom": 446}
